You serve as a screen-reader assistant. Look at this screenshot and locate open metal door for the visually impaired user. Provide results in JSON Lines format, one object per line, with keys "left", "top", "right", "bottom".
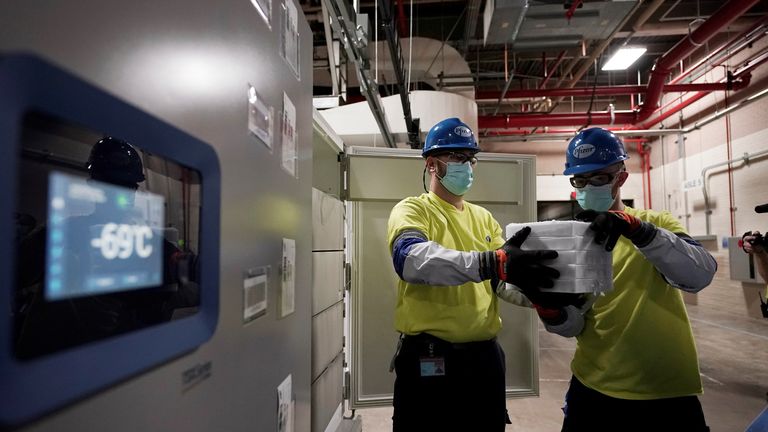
{"left": 345, "top": 146, "right": 540, "bottom": 409}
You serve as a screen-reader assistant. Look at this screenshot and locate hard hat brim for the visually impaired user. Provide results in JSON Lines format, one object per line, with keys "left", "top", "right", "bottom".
{"left": 563, "top": 158, "right": 628, "bottom": 175}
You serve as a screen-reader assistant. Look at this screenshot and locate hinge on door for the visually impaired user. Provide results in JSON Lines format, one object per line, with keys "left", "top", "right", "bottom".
{"left": 339, "top": 153, "right": 349, "bottom": 201}
{"left": 344, "top": 262, "right": 352, "bottom": 292}
{"left": 343, "top": 370, "right": 351, "bottom": 401}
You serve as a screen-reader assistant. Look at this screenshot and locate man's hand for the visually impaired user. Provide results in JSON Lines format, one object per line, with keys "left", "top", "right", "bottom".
{"left": 576, "top": 210, "right": 654, "bottom": 251}
{"left": 495, "top": 226, "right": 560, "bottom": 290}
{"left": 741, "top": 231, "right": 766, "bottom": 254}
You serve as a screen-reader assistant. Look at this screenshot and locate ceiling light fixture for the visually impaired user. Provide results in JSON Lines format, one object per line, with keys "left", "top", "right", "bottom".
{"left": 602, "top": 47, "right": 647, "bottom": 71}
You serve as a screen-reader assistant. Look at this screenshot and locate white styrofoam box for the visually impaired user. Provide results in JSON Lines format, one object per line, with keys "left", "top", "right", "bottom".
{"left": 548, "top": 278, "right": 609, "bottom": 293}
{"left": 514, "top": 220, "right": 591, "bottom": 237}
{"left": 555, "top": 264, "right": 610, "bottom": 280}
{"left": 556, "top": 250, "right": 609, "bottom": 266}
{"left": 505, "top": 221, "right": 613, "bottom": 294}
{"left": 518, "top": 236, "right": 596, "bottom": 251}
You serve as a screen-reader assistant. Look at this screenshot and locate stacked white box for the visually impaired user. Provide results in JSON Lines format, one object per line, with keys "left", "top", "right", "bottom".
{"left": 505, "top": 221, "right": 613, "bottom": 294}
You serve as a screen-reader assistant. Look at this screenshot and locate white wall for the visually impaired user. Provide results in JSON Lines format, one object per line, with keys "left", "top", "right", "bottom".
{"left": 647, "top": 36, "right": 768, "bottom": 246}
{"left": 649, "top": 123, "right": 768, "bottom": 243}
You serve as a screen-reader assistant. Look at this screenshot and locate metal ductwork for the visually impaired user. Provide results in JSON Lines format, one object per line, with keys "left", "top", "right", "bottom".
{"left": 378, "top": 0, "right": 421, "bottom": 148}
{"left": 482, "top": 0, "right": 638, "bottom": 48}
{"left": 322, "top": 0, "right": 397, "bottom": 147}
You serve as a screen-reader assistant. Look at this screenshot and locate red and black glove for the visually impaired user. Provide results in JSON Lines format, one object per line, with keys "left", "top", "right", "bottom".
{"left": 576, "top": 210, "right": 656, "bottom": 251}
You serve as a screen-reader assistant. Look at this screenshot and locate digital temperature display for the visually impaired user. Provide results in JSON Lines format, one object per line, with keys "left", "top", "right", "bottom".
{"left": 45, "top": 172, "right": 165, "bottom": 300}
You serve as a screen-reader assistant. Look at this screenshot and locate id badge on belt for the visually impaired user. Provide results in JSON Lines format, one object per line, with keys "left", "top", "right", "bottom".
{"left": 419, "top": 342, "right": 445, "bottom": 377}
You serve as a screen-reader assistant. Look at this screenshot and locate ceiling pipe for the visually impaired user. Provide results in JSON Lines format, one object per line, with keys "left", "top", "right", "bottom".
{"left": 479, "top": 112, "right": 637, "bottom": 128}
{"left": 492, "top": 0, "right": 530, "bottom": 116}
{"left": 322, "top": 0, "right": 396, "bottom": 147}
{"left": 475, "top": 80, "right": 749, "bottom": 99}
{"left": 379, "top": 0, "right": 421, "bottom": 147}
{"left": 636, "top": 32, "right": 768, "bottom": 127}
{"left": 532, "top": 0, "right": 647, "bottom": 113}
{"left": 396, "top": 0, "right": 407, "bottom": 37}
{"left": 636, "top": 0, "right": 762, "bottom": 123}
{"left": 636, "top": 48, "right": 767, "bottom": 129}
{"left": 476, "top": 70, "right": 751, "bottom": 128}
{"left": 669, "top": 15, "right": 768, "bottom": 85}
{"left": 540, "top": 50, "right": 566, "bottom": 89}
{"left": 459, "top": 0, "right": 482, "bottom": 55}
{"left": 565, "top": 0, "right": 583, "bottom": 22}
{"left": 480, "top": 0, "right": 762, "bottom": 129}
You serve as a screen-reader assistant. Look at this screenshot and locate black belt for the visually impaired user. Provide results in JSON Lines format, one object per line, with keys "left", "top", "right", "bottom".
{"left": 402, "top": 333, "right": 497, "bottom": 351}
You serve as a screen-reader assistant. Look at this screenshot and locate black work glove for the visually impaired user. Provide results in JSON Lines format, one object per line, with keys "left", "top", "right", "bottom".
{"left": 576, "top": 210, "right": 656, "bottom": 251}
{"left": 479, "top": 226, "right": 560, "bottom": 293}
{"left": 525, "top": 291, "right": 587, "bottom": 310}
{"left": 741, "top": 231, "right": 766, "bottom": 254}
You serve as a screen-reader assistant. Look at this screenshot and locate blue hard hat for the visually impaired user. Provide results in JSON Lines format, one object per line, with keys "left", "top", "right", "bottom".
{"left": 422, "top": 118, "right": 479, "bottom": 157}
{"left": 563, "top": 128, "right": 629, "bottom": 175}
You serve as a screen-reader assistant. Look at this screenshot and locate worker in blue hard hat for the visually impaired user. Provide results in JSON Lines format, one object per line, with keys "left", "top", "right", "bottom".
{"left": 386, "top": 117, "right": 561, "bottom": 431}
{"left": 539, "top": 127, "right": 717, "bottom": 431}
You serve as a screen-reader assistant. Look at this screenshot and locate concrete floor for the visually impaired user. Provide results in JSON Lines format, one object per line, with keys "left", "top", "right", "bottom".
{"left": 354, "top": 252, "right": 768, "bottom": 432}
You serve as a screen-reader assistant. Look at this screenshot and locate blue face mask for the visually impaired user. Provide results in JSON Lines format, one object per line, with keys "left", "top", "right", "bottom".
{"left": 576, "top": 183, "right": 615, "bottom": 211}
{"left": 438, "top": 161, "right": 474, "bottom": 196}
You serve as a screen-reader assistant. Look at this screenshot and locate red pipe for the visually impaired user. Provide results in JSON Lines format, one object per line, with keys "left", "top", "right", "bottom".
{"left": 725, "top": 94, "right": 735, "bottom": 235}
{"left": 641, "top": 23, "right": 767, "bottom": 117}
{"left": 645, "top": 148, "right": 652, "bottom": 209}
{"left": 565, "top": 0, "right": 583, "bottom": 21}
{"left": 669, "top": 15, "right": 768, "bottom": 85}
{"left": 478, "top": 0, "right": 761, "bottom": 129}
{"left": 636, "top": 48, "right": 767, "bottom": 129}
{"left": 636, "top": 92, "right": 708, "bottom": 129}
{"left": 475, "top": 80, "right": 748, "bottom": 100}
{"left": 637, "top": 143, "right": 648, "bottom": 208}
{"left": 397, "top": 0, "right": 408, "bottom": 37}
{"left": 480, "top": 49, "right": 762, "bottom": 130}
{"left": 484, "top": 127, "right": 628, "bottom": 136}
{"left": 478, "top": 112, "right": 637, "bottom": 128}
{"left": 541, "top": 51, "right": 567, "bottom": 89}
{"left": 634, "top": 142, "right": 653, "bottom": 209}
{"left": 636, "top": 0, "right": 761, "bottom": 123}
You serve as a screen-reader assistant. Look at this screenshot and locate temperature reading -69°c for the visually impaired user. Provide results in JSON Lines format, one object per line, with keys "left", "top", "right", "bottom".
{"left": 91, "top": 223, "right": 154, "bottom": 260}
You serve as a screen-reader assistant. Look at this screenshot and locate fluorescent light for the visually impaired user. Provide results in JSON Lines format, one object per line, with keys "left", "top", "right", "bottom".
{"left": 602, "top": 47, "right": 647, "bottom": 71}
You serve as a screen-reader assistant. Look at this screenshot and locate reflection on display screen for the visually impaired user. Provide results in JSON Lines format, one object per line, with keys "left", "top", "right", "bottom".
{"left": 46, "top": 173, "right": 165, "bottom": 300}
{"left": 13, "top": 111, "right": 202, "bottom": 360}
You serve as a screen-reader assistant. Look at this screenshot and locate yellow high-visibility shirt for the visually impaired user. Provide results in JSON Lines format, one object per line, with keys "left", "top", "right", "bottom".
{"left": 387, "top": 192, "right": 505, "bottom": 343}
{"left": 572, "top": 207, "right": 703, "bottom": 399}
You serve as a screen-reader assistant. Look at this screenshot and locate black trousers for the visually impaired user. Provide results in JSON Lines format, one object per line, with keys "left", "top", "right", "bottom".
{"left": 562, "top": 376, "right": 710, "bottom": 432}
{"left": 392, "top": 333, "right": 510, "bottom": 432}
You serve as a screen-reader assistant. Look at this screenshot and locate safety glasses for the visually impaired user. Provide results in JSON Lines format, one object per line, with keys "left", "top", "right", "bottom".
{"left": 569, "top": 169, "right": 623, "bottom": 188}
